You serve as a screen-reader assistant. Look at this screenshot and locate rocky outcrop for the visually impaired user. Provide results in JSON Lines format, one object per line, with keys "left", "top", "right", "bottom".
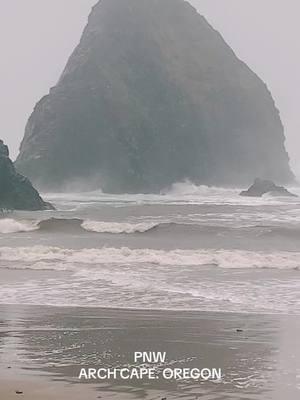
{"left": 240, "top": 178, "right": 297, "bottom": 197}
{"left": 16, "top": 0, "right": 293, "bottom": 193}
{"left": 0, "top": 140, "right": 54, "bottom": 210}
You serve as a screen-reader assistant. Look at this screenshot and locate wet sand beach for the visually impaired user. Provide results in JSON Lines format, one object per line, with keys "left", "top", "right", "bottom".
{"left": 0, "top": 304, "right": 299, "bottom": 399}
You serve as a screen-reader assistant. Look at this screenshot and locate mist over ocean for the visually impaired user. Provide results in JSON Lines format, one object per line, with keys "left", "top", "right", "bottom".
{"left": 1, "top": 182, "right": 300, "bottom": 315}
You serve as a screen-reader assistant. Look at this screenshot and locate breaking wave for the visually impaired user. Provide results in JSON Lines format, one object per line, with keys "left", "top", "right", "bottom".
{"left": 0, "top": 218, "right": 38, "bottom": 234}
{"left": 0, "top": 217, "right": 162, "bottom": 234}
{"left": 81, "top": 220, "right": 161, "bottom": 233}
{"left": 38, "top": 218, "right": 165, "bottom": 234}
{"left": 0, "top": 246, "right": 299, "bottom": 270}
{"left": 2, "top": 217, "right": 300, "bottom": 238}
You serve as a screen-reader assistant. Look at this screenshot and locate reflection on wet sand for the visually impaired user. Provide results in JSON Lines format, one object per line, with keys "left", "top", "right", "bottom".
{"left": 0, "top": 305, "right": 299, "bottom": 399}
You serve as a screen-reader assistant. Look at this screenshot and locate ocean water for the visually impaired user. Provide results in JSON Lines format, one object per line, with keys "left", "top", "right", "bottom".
{"left": 0, "top": 182, "right": 300, "bottom": 314}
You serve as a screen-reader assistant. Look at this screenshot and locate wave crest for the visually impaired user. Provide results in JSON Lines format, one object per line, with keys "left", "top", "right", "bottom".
{"left": 81, "top": 220, "right": 161, "bottom": 234}
{"left": 0, "top": 217, "right": 165, "bottom": 235}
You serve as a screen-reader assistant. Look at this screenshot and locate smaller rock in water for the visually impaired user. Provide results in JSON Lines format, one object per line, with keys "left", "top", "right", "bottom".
{"left": 0, "top": 139, "right": 54, "bottom": 211}
{"left": 240, "top": 178, "right": 297, "bottom": 198}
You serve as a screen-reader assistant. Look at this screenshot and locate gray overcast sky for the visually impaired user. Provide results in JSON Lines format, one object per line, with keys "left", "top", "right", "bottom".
{"left": 0, "top": 0, "right": 299, "bottom": 177}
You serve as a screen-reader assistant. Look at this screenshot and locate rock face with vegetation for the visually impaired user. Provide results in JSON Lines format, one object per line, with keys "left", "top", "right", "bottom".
{"left": 0, "top": 140, "right": 53, "bottom": 210}
{"left": 16, "top": 0, "right": 293, "bottom": 193}
{"left": 240, "top": 178, "right": 297, "bottom": 198}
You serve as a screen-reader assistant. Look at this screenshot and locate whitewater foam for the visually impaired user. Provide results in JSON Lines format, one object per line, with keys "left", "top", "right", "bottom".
{"left": 0, "top": 219, "right": 38, "bottom": 234}
{"left": 81, "top": 220, "right": 161, "bottom": 234}
{"left": 43, "top": 182, "right": 300, "bottom": 208}
{"left": 1, "top": 218, "right": 163, "bottom": 235}
{"left": 1, "top": 183, "right": 299, "bottom": 314}
{"left": 0, "top": 246, "right": 299, "bottom": 270}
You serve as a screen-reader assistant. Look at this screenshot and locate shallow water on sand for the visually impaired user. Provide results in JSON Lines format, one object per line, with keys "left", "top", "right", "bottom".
{"left": 0, "top": 305, "right": 299, "bottom": 400}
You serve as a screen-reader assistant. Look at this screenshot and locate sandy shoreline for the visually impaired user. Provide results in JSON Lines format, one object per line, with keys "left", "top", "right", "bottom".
{"left": 0, "top": 304, "right": 299, "bottom": 399}
{"left": 1, "top": 378, "right": 93, "bottom": 400}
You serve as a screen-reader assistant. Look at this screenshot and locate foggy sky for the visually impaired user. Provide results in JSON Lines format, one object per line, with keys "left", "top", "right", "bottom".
{"left": 0, "top": 0, "right": 299, "bottom": 176}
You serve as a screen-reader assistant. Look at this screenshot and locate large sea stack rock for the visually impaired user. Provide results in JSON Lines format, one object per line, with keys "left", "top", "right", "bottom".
{"left": 0, "top": 140, "right": 53, "bottom": 210}
{"left": 16, "top": 0, "right": 293, "bottom": 193}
